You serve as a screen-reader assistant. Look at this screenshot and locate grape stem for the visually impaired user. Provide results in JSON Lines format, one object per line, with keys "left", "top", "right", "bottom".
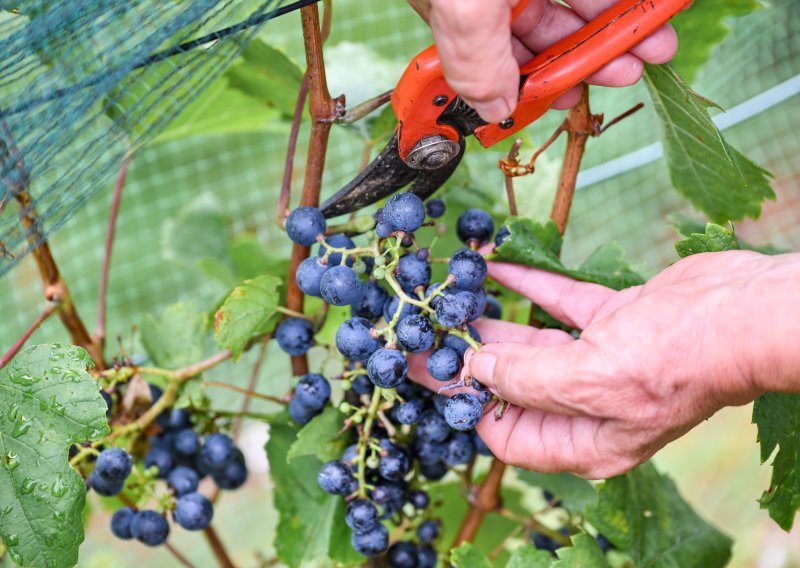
{"left": 496, "top": 507, "right": 572, "bottom": 546}
{"left": 356, "top": 387, "right": 383, "bottom": 498}
{"left": 275, "top": 306, "right": 315, "bottom": 321}
{"left": 71, "top": 347, "right": 249, "bottom": 467}
{"left": 204, "top": 381, "right": 288, "bottom": 405}
{"left": 454, "top": 86, "right": 594, "bottom": 549}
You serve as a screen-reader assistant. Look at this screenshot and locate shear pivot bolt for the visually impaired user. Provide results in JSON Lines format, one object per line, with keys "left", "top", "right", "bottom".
{"left": 499, "top": 118, "right": 515, "bottom": 129}
{"left": 406, "top": 135, "right": 461, "bottom": 171}
{"left": 433, "top": 95, "right": 449, "bottom": 107}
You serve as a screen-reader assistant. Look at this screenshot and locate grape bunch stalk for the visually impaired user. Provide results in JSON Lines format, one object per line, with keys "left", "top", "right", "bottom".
{"left": 77, "top": 384, "right": 249, "bottom": 548}
{"left": 282, "top": 192, "right": 509, "bottom": 562}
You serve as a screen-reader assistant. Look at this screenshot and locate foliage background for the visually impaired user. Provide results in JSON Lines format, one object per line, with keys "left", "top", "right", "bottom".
{"left": 0, "top": 0, "right": 798, "bottom": 566}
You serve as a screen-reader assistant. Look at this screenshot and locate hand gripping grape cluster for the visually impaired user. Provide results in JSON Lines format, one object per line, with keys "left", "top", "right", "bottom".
{"left": 281, "top": 192, "right": 509, "bottom": 562}
{"left": 84, "top": 387, "right": 248, "bottom": 547}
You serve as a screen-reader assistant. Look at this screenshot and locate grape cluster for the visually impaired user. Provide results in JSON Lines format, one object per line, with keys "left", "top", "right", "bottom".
{"left": 89, "top": 389, "right": 247, "bottom": 547}
{"left": 283, "top": 193, "right": 506, "bottom": 562}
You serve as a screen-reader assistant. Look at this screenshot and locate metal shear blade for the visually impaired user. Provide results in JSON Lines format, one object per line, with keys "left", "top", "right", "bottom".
{"left": 320, "top": 130, "right": 465, "bottom": 219}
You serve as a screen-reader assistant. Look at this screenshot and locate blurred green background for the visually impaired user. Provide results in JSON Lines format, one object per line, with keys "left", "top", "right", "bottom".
{"left": 1, "top": 0, "right": 799, "bottom": 566}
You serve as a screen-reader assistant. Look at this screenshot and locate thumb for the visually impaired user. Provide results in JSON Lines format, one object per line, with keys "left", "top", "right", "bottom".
{"left": 429, "top": 0, "right": 519, "bottom": 123}
{"left": 468, "top": 340, "right": 594, "bottom": 415}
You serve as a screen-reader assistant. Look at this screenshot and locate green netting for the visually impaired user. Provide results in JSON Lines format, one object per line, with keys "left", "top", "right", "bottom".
{"left": 1, "top": 0, "right": 797, "bottom": 351}
{"left": 0, "top": 0, "right": 306, "bottom": 275}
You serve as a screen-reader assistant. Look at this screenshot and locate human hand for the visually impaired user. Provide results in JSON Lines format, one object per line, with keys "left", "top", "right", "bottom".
{"left": 411, "top": 251, "right": 800, "bottom": 478}
{"left": 415, "top": 0, "right": 679, "bottom": 122}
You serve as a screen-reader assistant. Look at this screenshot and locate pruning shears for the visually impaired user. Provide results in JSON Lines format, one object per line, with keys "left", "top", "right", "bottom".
{"left": 321, "top": 0, "right": 691, "bottom": 219}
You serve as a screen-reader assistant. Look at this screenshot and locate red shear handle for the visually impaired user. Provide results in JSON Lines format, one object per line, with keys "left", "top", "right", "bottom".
{"left": 391, "top": 0, "right": 532, "bottom": 159}
{"left": 393, "top": 0, "right": 689, "bottom": 159}
{"left": 475, "top": 0, "right": 691, "bottom": 145}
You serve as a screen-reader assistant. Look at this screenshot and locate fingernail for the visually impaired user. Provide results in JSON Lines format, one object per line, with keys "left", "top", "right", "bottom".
{"left": 474, "top": 98, "right": 512, "bottom": 124}
{"left": 470, "top": 351, "right": 497, "bottom": 382}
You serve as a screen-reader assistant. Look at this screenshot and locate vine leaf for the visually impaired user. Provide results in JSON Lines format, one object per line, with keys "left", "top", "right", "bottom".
{"left": 643, "top": 64, "right": 774, "bottom": 223}
{"left": 214, "top": 275, "right": 282, "bottom": 359}
{"left": 225, "top": 39, "right": 305, "bottom": 117}
{"left": 506, "top": 545, "right": 553, "bottom": 568}
{"left": 450, "top": 542, "right": 492, "bottom": 568}
{"left": 0, "top": 344, "right": 110, "bottom": 568}
{"left": 266, "top": 414, "right": 362, "bottom": 567}
{"left": 552, "top": 533, "right": 611, "bottom": 567}
{"left": 505, "top": 534, "right": 612, "bottom": 567}
{"left": 493, "top": 218, "right": 644, "bottom": 290}
{"left": 287, "top": 407, "right": 348, "bottom": 464}
{"left": 670, "top": 0, "right": 763, "bottom": 84}
{"left": 516, "top": 470, "right": 596, "bottom": 512}
{"left": 585, "top": 462, "right": 732, "bottom": 567}
{"left": 668, "top": 212, "right": 784, "bottom": 255}
{"left": 163, "top": 193, "right": 232, "bottom": 275}
{"left": 752, "top": 392, "right": 800, "bottom": 530}
{"left": 141, "top": 302, "right": 208, "bottom": 369}
{"left": 674, "top": 223, "right": 739, "bottom": 258}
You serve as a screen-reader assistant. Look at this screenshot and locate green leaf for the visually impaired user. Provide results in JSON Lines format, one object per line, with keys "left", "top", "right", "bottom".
{"left": 367, "top": 104, "right": 398, "bottom": 145}
{"left": 225, "top": 39, "right": 305, "bottom": 116}
{"left": 229, "top": 234, "right": 287, "bottom": 282}
{"left": 585, "top": 462, "right": 732, "bottom": 567}
{"left": 0, "top": 344, "right": 110, "bottom": 568}
{"left": 174, "top": 377, "right": 209, "bottom": 411}
{"left": 552, "top": 533, "right": 611, "bottom": 567}
{"left": 670, "top": 0, "right": 762, "bottom": 84}
{"left": 516, "top": 470, "right": 596, "bottom": 512}
{"left": 643, "top": 64, "right": 774, "bottom": 223}
{"left": 105, "top": 61, "right": 285, "bottom": 145}
{"left": 153, "top": 76, "right": 286, "bottom": 144}
{"left": 213, "top": 275, "right": 282, "bottom": 359}
{"left": 266, "top": 414, "right": 362, "bottom": 567}
{"left": 668, "top": 213, "right": 784, "bottom": 255}
{"left": 163, "top": 193, "right": 231, "bottom": 270}
{"left": 140, "top": 302, "right": 208, "bottom": 369}
{"left": 674, "top": 223, "right": 740, "bottom": 258}
{"left": 450, "top": 542, "right": 492, "bottom": 568}
{"left": 506, "top": 545, "right": 554, "bottom": 568}
{"left": 287, "top": 407, "right": 347, "bottom": 463}
{"left": 752, "top": 392, "right": 800, "bottom": 530}
{"left": 494, "top": 218, "right": 644, "bottom": 290}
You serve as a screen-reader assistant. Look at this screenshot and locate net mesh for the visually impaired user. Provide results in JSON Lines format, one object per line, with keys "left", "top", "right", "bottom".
{"left": 0, "top": 0, "right": 298, "bottom": 275}
{"left": 0, "top": 0, "right": 798, "bottom": 346}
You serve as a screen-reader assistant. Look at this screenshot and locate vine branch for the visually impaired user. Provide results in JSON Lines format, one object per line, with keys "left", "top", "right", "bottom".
{"left": 285, "top": 1, "right": 340, "bottom": 376}
{"left": 204, "top": 525, "right": 236, "bottom": 568}
{"left": 96, "top": 153, "right": 131, "bottom": 349}
{"left": 0, "top": 302, "right": 58, "bottom": 369}
{"left": 1, "top": 126, "right": 105, "bottom": 369}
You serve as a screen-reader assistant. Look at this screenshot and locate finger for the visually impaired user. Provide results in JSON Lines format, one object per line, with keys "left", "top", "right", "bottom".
{"left": 564, "top": 0, "right": 679, "bottom": 63}
{"left": 407, "top": 324, "right": 571, "bottom": 392}
{"left": 429, "top": 0, "right": 519, "bottom": 122}
{"left": 551, "top": 85, "right": 583, "bottom": 110}
{"left": 488, "top": 262, "right": 616, "bottom": 329}
{"left": 513, "top": 2, "right": 669, "bottom": 89}
{"left": 468, "top": 340, "right": 601, "bottom": 416}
